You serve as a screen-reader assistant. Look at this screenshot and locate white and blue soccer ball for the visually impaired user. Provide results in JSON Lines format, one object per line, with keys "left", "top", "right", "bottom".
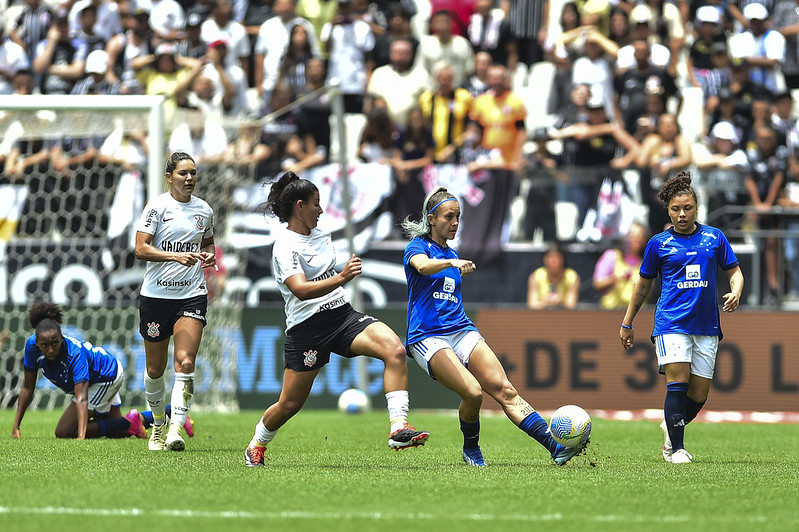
{"left": 549, "top": 405, "right": 592, "bottom": 448}
{"left": 337, "top": 388, "right": 370, "bottom": 414}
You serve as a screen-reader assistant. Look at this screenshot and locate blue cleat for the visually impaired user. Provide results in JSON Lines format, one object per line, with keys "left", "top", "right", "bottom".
{"left": 552, "top": 440, "right": 588, "bottom": 466}
{"left": 462, "top": 446, "right": 487, "bottom": 467}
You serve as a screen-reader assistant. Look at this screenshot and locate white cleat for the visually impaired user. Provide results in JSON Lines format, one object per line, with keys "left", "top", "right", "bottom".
{"left": 165, "top": 424, "right": 186, "bottom": 452}
{"left": 148, "top": 421, "right": 168, "bottom": 451}
{"left": 671, "top": 448, "right": 693, "bottom": 464}
{"left": 660, "top": 420, "right": 672, "bottom": 462}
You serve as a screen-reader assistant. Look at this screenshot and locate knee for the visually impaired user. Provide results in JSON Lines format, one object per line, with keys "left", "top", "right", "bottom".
{"left": 175, "top": 358, "right": 195, "bottom": 374}
{"left": 462, "top": 384, "right": 484, "bottom": 407}
{"left": 279, "top": 398, "right": 305, "bottom": 417}
{"left": 383, "top": 341, "right": 409, "bottom": 366}
{"left": 54, "top": 427, "right": 75, "bottom": 439}
{"left": 492, "top": 380, "right": 519, "bottom": 404}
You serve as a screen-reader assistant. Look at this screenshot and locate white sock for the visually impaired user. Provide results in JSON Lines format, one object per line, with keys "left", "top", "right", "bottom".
{"left": 169, "top": 372, "right": 194, "bottom": 429}
{"left": 252, "top": 419, "right": 277, "bottom": 447}
{"left": 386, "top": 390, "right": 409, "bottom": 433}
{"left": 144, "top": 374, "right": 166, "bottom": 424}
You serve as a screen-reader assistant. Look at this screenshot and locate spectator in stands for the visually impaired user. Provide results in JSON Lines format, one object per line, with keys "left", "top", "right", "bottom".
{"left": 706, "top": 86, "right": 751, "bottom": 144}
{"left": 71, "top": 49, "right": 119, "bottom": 94}
{"left": 188, "top": 0, "right": 216, "bottom": 20}
{"left": 276, "top": 24, "right": 315, "bottom": 98}
{"left": 724, "top": 58, "right": 769, "bottom": 127}
{"left": 368, "top": 5, "right": 418, "bottom": 72}
{"left": 131, "top": 42, "right": 205, "bottom": 117}
{"left": 106, "top": 4, "right": 155, "bottom": 94}
{"left": 201, "top": 0, "right": 251, "bottom": 80}
{"left": 547, "top": 3, "right": 582, "bottom": 115}
{"left": 744, "top": 124, "right": 786, "bottom": 305}
{"left": 608, "top": 6, "right": 631, "bottom": 48}
{"left": 687, "top": 6, "right": 728, "bottom": 101}
{"left": 504, "top": 0, "right": 550, "bottom": 69}
{"left": 614, "top": 38, "right": 680, "bottom": 135}
{"left": 430, "top": 0, "right": 475, "bottom": 37}
{"left": 467, "top": 0, "right": 517, "bottom": 72}
{"left": 390, "top": 106, "right": 434, "bottom": 231}
{"left": 10, "top": 0, "right": 52, "bottom": 62}
{"left": 467, "top": 63, "right": 526, "bottom": 169}
{"left": 352, "top": 0, "right": 393, "bottom": 36}
{"left": 636, "top": 113, "right": 692, "bottom": 231}
{"left": 616, "top": 5, "right": 670, "bottom": 72}
{"left": 773, "top": 0, "right": 799, "bottom": 90}
{"left": 593, "top": 221, "right": 649, "bottom": 310}
{"left": 639, "top": 0, "right": 685, "bottom": 75}
{"left": 259, "top": 83, "right": 319, "bottom": 177}
{"left": 32, "top": 9, "right": 88, "bottom": 95}
{"left": 629, "top": 85, "right": 667, "bottom": 142}
{"left": 744, "top": 92, "right": 774, "bottom": 150}
{"left": 779, "top": 150, "right": 799, "bottom": 302}
{"left": 321, "top": 0, "right": 375, "bottom": 114}
{"left": 254, "top": 0, "right": 321, "bottom": 100}
{"left": 168, "top": 111, "right": 230, "bottom": 166}
{"left": 527, "top": 244, "right": 580, "bottom": 309}
{"left": 69, "top": 0, "right": 123, "bottom": 44}
{"left": 359, "top": 106, "right": 398, "bottom": 164}
{"left": 198, "top": 40, "right": 249, "bottom": 117}
{"left": 73, "top": 4, "right": 106, "bottom": 53}
{"left": 521, "top": 127, "right": 558, "bottom": 242}
{"left": 146, "top": 0, "right": 187, "bottom": 43}
{"left": 295, "top": 58, "right": 331, "bottom": 168}
{"left": 296, "top": 0, "right": 340, "bottom": 46}
{"left": 367, "top": 38, "right": 429, "bottom": 127}
{"left": 0, "top": 25, "right": 30, "bottom": 95}
{"left": 176, "top": 12, "right": 208, "bottom": 59}
{"left": 728, "top": 2, "right": 785, "bottom": 93}
{"left": 415, "top": 9, "right": 474, "bottom": 89}
{"left": 771, "top": 91, "right": 796, "bottom": 151}
{"left": 462, "top": 49, "right": 491, "bottom": 97}
{"left": 419, "top": 64, "right": 473, "bottom": 163}
{"left": 569, "top": 26, "right": 619, "bottom": 118}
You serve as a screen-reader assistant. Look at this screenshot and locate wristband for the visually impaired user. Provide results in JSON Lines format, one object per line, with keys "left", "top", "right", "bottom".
{"left": 620, "top": 324, "right": 633, "bottom": 330}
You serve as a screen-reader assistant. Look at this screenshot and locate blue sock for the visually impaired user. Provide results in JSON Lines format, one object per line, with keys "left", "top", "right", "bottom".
{"left": 142, "top": 404, "right": 172, "bottom": 429}
{"left": 665, "top": 382, "right": 689, "bottom": 450}
{"left": 460, "top": 419, "right": 480, "bottom": 449}
{"left": 685, "top": 397, "right": 706, "bottom": 424}
{"left": 519, "top": 412, "right": 558, "bottom": 454}
{"left": 95, "top": 419, "right": 108, "bottom": 437}
{"left": 95, "top": 417, "right": 129, "bottom": 437}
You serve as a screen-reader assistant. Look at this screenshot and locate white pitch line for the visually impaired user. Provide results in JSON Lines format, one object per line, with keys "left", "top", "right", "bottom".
{"left": 0, "top": 507, "right": 782, "bottom": 524}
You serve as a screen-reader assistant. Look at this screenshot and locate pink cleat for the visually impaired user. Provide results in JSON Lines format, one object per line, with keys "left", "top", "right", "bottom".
{"left": 125, "top": 409, "right": 147, "bottom": 439}
{"left": 184, "top": 414, "right": 195, "bottom": 438}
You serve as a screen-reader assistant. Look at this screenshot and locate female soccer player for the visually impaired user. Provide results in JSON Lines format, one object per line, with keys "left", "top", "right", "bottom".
{"left": 402, "top": 186, "right": 586, "bottom": 466}
{"left": 620, "top": 171, "right": 744, "bottom": 464}
{"left": 13, "top": 302, "right": 147, "bottom": 440}
{"left": 244, "top": 171, "right": 429, "bottom": 467}
{"left": 135, "top": 151, "right": 215, "bottom": 451}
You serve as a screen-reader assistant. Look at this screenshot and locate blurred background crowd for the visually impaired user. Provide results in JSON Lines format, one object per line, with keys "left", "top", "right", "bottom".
{"left": 2, "top": 0, "right": 799, "bottom": 309}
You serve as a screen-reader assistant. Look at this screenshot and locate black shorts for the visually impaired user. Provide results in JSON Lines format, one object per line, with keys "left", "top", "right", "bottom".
{"left": 138, "top": 294, "right": 208, "bottom": 342}
{"left": 284, "top": 304, "right": 379, "bottom": 372}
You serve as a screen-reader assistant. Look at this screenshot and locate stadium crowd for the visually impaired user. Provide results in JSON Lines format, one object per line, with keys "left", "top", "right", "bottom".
{"left": 2, "top": 0, "right": 799, "bottom": 306}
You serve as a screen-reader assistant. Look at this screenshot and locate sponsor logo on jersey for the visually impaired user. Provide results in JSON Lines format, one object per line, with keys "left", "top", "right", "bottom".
{"left": 161, "top": 241, "right": 200, "bottom": 253}
{"left": 156, "top": 279, "right": 192, "bottom": 288}
{"left": 358, "top": 315, "right": 377, "bottom": 323}
{"left": 443, "top": 276, "right": 455, "bottom": 293}
{"left": 303, "top": 349, "right": 318, "bottom": 367}
{"left": 686, "top": 264, "right": 701, "bottom": 279}
{"left": 195, "top": 215, "right": 205, "bottom": 230}
{"left": 433, "top": 291, "right": 459, "bottom": 303}
{"left": 660, "top": 235, "right": 675, "bottom": 248}
{"left": 318, "top": 297, "right": 346, "bottom": 312}
{"left": 144, "top": 209, "right": 157, "bottom": 228}
{"left": 311, "top": 269, "right": 336, "bottom": 282}
{"left": 677, "top": 264, "right": 707, "bottom": 288}
{"left": 147, "top": 322, "right": 160, "bottom": 338}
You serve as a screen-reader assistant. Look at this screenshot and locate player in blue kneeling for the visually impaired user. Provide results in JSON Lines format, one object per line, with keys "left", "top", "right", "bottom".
{"left": 11, "top": 302, "right": 194, "bottom": 440}
{"left": 620, "top": 171, "right": 744, "bottom": 463}
{"left": 402, "top": 187, "right": 587, "bottom": 466}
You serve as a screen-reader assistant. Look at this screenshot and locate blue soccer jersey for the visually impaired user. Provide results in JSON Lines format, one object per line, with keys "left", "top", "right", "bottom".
{"left": 23, "top": 335, "right": 119, "bottom": 394}
{"left": 404, "top": 236, "right": 478, "bottom": 345}
{"left": 640, "top": 223, "right": 739, "bottom": 339}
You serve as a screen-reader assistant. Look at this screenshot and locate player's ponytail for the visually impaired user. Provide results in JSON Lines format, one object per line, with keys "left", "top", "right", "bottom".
{"left": 27, "top": 302, "right": 63, "bottom": 334}
{"left": 401, "top": 187, "right": 456, "bottom": 239}
{"left": 262, "top": 171, "right": 318, "bottom": 223}
{"left": 165, "top": 151, "right": 195, "bottom": 175}
{"left": 658, "top": 170, "right": 697, "bottom": 208}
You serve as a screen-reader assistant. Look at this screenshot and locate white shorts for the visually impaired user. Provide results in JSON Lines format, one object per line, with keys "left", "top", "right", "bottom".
{"left": 72, "top": 359, "right": 124, "bottom": 414}
{"left": 654, "top": 334, "right": 718, "bottom": 379}
{"left": 408, "top": 330, "right": 484, "bottom": 379}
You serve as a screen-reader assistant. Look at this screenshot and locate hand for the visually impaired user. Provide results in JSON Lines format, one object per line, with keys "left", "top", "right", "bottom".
{"left": 200, "top": 251, "right": 217, "bottom": 271}
{"left": 340, "top": 253, "right": 362, "bottom": 282}
{"left": 452, "top": 259, "right": 476, "bottom": 276}
{"left": 175, "top": 252, "right": 203, "bottom": 266}
{"left": 11, "top": 426, "right": 21, "bottom": 439}
{"left": 722, "top": 292, "right": 740, "bottom": 312}
{"left": 620, "top": 326, "right": 634, "bottom": 350}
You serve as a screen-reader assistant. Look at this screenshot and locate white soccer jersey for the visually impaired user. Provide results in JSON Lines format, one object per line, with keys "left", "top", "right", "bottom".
{"left": 272, "top": 227, "right": 349, "bottom": 331}
{"left": 136, "top": 192, "right": 214, "bottom": 299}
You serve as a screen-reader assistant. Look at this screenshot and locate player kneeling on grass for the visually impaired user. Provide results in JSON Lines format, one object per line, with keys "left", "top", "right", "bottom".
{"left": 11, "top": 302, "right": 194, "bottom": 440}
{"left": 402, "top": 187, "right": 587, "bottom": 466}
{"left": 244, "top": 172, "right": 429, "bottom": 467}
{"left": 620, "top": 171, "right": 744, "bottom": 464}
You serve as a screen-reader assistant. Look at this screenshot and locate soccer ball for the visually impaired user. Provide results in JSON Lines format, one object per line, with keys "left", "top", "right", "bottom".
{"left": 549, "top": 405, "right": 592, "bottom": 448}
{"left": 337, "top": 388, "right": 370, "bottom": 414}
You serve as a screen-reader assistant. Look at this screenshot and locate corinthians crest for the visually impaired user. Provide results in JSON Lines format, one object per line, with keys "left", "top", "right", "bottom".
{"left": 303, "top": 349, "right": 318, "bottom": 367}
{"left": 147, "top": 322, "right": 160, "bottom": 338}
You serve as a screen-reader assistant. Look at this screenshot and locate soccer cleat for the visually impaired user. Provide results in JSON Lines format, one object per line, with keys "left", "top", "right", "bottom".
{"left": 462, "top": 447, "right": 487, "bottom": 467}
{"left": 671, "top": 448, "right": 693, "bottom": 464}
{"left": 165, "top": 423, "right": 186, "bottom": 451}
{"left": 245, "top": 443, "right": 267, "bottom": 467}
{"left": 388, "top": 425, "right": 430, "bottom": 450}
{"left": 148, "top": 420, "right": 168, "bottom": 451}
{"left": 184, "top": 414, "right": 195, "bottom": 438}
{"left": 124, "top": 409, "right": 146, "bottom": 439}
{"left": 552, "top": 439, "right": 589, "bottom": 466}
{"left": 660, "top": 420, "right": 673, "bottom": 462}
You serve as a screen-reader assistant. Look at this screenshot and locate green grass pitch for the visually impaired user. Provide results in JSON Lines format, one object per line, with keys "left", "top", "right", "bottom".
{"left": 1, "top": 409, "right": 797, "bottom": 531}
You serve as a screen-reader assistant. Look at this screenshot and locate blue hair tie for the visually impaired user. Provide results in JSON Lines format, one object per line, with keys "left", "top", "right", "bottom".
{"left": 428, "top": 197, "right": 456, "bottom": 214}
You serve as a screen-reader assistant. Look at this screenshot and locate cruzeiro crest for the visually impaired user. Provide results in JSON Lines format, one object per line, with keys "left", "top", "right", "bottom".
{"left": 303, "top": 349, "right": 318, "bottom": 367}
{"left": 147, "top": 322, "right": 161, "bottom": 338}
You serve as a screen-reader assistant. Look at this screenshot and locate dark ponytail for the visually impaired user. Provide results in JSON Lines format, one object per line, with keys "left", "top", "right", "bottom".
{"left": 262, "top": 171, "right": 319, "bottom": 223}
{"left": 27, "top": 302, "right": 63, "bottom": 334}
{"left": 657, "top": 170, "right": 697, "bottom": 207}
